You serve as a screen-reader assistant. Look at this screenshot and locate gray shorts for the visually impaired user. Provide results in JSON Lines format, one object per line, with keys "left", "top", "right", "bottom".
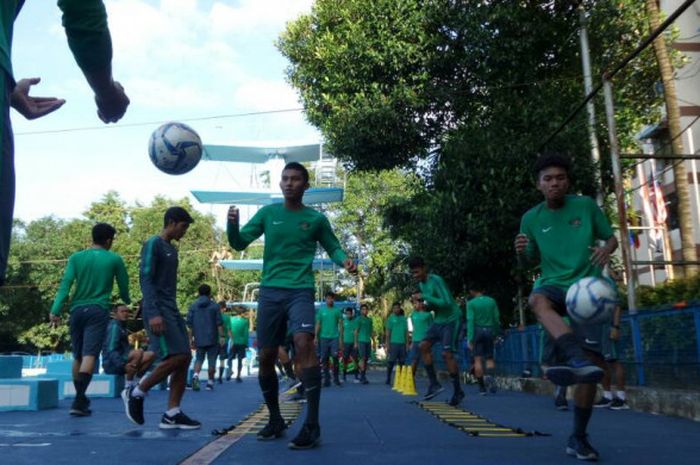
{"left": 195, "top": 345, "right": 219, "bottom": 366}
{"left": 70, "top": 305, "right": 110, "bottom": 359}
{"left": 257, "top": 287, "right": 315, "bottom": 348}
{"left": 424, "top": 319, "right": 461, "bottom": 353}
{"left": 147, "top": 311, "right": 190, "bottom": 359}
{"left": 473, "top": 326, "right": 495, "bottom": 358}
{"left": 319, "top": 337, "right": 339, "bottom": 360}
{"left": 102, "top": 350, "right": 127, "bottom": 375}
{"left": 357, "top": 342, "right": 371, "bottom": 360}
{"left": 388, "top": 343, "right": 407, "bottom": 363}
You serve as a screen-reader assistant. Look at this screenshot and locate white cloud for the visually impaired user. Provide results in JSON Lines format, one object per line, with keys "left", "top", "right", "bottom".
{"left": 209, "top": 0, "right": 314, "bottom": 36}
{"left": 233, "top": 79, "right": 302, "bottom": 111}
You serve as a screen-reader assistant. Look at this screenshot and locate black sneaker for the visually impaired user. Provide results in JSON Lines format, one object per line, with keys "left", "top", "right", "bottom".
{"left": 609, "top": 397, "right": 629, "bottom": 410}
{"left": 546, "top": 358, "right": 603, "bottom": 386}
{"left": 361, "top": 376, "right": 369, "bottom": 385}
{"left": 566, "top": 434, "right": 599, "bottom": 461}
{"left": 218, "top": 377, "right": 223, "bottom": 385}
{"left": 205, "top": 383, "right": 214, "bottom": 391}
{"left": 478, "top": 386, "right": 487, "bottom": 396}
{"left": 69, "top": 397, "right": 92, "bottom": 417}
{"left": 486, "top": 376, "right": 497, "bottom": 394}
{"left": 554, "top": 389, "right": 569, "bottom": 411}
{"left": 423, "top": 382, "right": 445, "bottom": 400}
{"left": 288, "top": 423, "right": 321, "bottom": 449}
{"left": 593, "top": 397, "right": 612, "bottom": 408}
{"left": 448, "top": 390, "right": 465, "bottom": 406}
{"left": 333, "top": 378, "right": 342, "bottom": 387}
{"left": 159, "top": 411, "right": 201, "bottom": 430}
{"left": 257, "top": 418, "right": 287, "bottom": 440}
{"left": 236, "top": 377, "right": 242, "bottom": 383}
{"left": 323, "top": 379, "right": 331, "bottom": 388}
{"left": 126, "top": 391, "right": 145, "bottom": 425}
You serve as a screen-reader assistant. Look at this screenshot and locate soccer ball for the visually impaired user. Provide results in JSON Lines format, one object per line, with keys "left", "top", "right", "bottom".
{"left": 565, "top": 277, "right": 617, "bottom": 324}
{"left": 148, "top": 122, "right": 202, "bottom": 175}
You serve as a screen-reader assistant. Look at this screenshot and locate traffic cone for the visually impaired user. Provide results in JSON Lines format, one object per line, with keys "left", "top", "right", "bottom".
{"left": 403, "top": 367, "right": 417, "bottom": 396}
{"left": 392, "top": 365, "right": 403, "bottom": 392}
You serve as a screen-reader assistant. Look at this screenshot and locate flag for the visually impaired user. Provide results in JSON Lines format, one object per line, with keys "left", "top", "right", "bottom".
{"left": 649, "top": 171, "right": 668, "bottom": 225}
{"left": 640, "top": 170, "right": 659, "bottom": 247}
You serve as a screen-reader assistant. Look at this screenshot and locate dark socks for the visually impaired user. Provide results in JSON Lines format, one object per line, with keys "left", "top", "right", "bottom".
{"left": 477, "top": 377, "right": 485, "bottom": 389}
{"left": 386, "top": 362, "right": 395, "bottom": 383}
{"left": 259, "top": 374, "right": 282, "bottom": 421}
{"left": 556, "top": 333, "right": 584, "bottom": 360}
{"left": 302, "top": 366, "right": 321, "bottom": 426}
{"left": 573, "top": 406, "right": 593, "bottom": 437}
{"left": 74, "top": 372, "right": 92, "bottom": 403}
{"left": 332, "top": 357, "right": 340, "bottom": 380}
{"left": 218, "top": 366, "right": 224, "bottom": 380}
{"left": 237, "top": 360, "right": 243, "bottom": 377}
{"left": 283, "top": 361, "right": 295, "bottom": 380}
{"left": 425, "top": 364, "right": 438, "bottom": 384}
{"left": 450, "top": 372, "right": 461, "bottom": 392}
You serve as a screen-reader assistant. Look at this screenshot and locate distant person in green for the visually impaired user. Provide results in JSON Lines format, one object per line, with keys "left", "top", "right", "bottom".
{"left": 50, "top": 222, "right": 130, "bottom": 417}
{"left": 385, "top": 302, "right": 408, "bottom": 385}
{"left": 341, "top": 307, "right": 359, "bottom": 383}
{"left": 354, "top": 304, "right": 373, "bottom": 384}
{"left": 229, "top": 307, "right": 250, "bottom": 383}
{"left": 515, "top": 153, "right": 618, "bottom": 461}
{"left": 0, "top": 0, "right": 130, "bottom": 287}
{"left": 227, "top": 161, "right": 356, "bottom": 449}
{"left": 316, "top": 291, "right": 344, "bottom": 387}
{"left": 466, "top": 286, "right": 501, "bottom": 395}
{"left": 218, "top": 301, "right": 232, "bottom": 383}
{"left": 409, "top": 291, "right": 433, "bottom": 377}
{"left": 409, "top": 257, "right": 464, "bottom": 406}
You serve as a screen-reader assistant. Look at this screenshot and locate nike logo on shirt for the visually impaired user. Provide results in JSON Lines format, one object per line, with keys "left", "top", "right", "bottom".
{"left": 273, "top": 221, "right": 284, "bottom": 225}
{"left": 301, "top": 323, "right": 313, "bottom": 328}
{"left": 542, "top": 227, "right": 552, "bottom": 233}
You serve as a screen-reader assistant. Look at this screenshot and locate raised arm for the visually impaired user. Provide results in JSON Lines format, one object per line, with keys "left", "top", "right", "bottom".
{"left": 226, "top": 206, "right": 265, "bottom": 251}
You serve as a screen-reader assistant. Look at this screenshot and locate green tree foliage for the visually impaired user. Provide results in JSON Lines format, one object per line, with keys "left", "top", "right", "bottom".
{"left": 280, "top": 1, "right": 664, "bottom": 319}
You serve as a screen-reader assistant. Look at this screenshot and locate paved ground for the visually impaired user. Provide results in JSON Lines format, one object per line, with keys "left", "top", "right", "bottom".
{"left": 2, "top": 371, "right": 699, "bottom": 465}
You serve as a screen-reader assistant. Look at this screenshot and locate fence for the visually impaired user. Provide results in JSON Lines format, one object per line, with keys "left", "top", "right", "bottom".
{"left": 495, "top": 305, "right": 700, "bottom": 390}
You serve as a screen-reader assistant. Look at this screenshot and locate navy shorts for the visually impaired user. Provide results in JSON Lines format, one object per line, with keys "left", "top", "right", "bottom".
{"left": 472, "top": 326, "right": 495, "bottom": 358}
{"left": 408, "top": 342, "right": 422, "bottom": 363}
{"left": 531, "top": 285, "right": 567, "bottom": 316}
{"left": 147, "top": 311, "right": 190, "bottom": 359}
{"left": 388, "top": 343, "right": 407, "bottom": 363}
{"left": 357, "top": 342, "right": 371, "bottom": 360}
{"left": 424, "top": 319, "right": 461, "bottom": 353}
{"left": 195, "top": 345, "right": 219, "bottom": 367}
{"left": 319, "top": 337, "right": 339, "bottom": 360}
{"left": 70, "top": 305, "right": 110, "bottom": 359}
{"left": 257, "top": 287, "right": 315, "bottom": 348}
{"left": 342, "top": 344, "right": 356, "bottom": 359}
{"left": 230, "top": 344, "right": 247, "bottom": 360}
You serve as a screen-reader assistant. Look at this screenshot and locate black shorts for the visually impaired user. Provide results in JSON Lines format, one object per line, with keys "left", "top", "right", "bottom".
{"left": 472, "top": 327, "right": 495, "bottom": 358}
{"left": 70, "top": 305, "right": 110, "bottom": 359}
{"left": 342, "top": 344, "right": 356, "bottom": 359}
{"left": 388, "top": 343, "right": 407, "bottom": 363}
{"left": 195, "top": 345, "right": 219, "bottom": 367}
{"left": 357, "top": 342, "right": 371, "bottom": 360}
{"left": 257, "top": 287, "right": 315, "bottom": 348}
{"left": 319, "top": 337, "right": 339, "bottom": 360}
{"left": 230, "top": 344, "right": 247, "bottom": 360}
{"left": 424, "top": 319, "right": 461, "bottom": 353}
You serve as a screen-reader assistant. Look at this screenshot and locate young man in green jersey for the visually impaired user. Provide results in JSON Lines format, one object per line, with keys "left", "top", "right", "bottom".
{"left": 0, "top": 1, "right": 130, "bottom": 287}
{"left": 354, "top": 304, "right": 373, "bottom": 384}
{"left": 515, "top": 153, "right": 618, "bottom": 461}
{"left": 467, "top": 286, "right": 501, "bottom": 395}
{"left": 316, "top": 291, "right": 344, "bottom": 387}
{"left": 50, "top": 223, "right": 130, "bottom": 416}
{"left": 227, "top": 162, "right": 356, "bottom": 449}
{"left": 187, "top": 284, "right": 225, "bottom": 392}
{"left": 229, "top": 307, "right": 250, "bottom": 383}
{"left": 385, "top": 302, "right": 409, "bottom": 385}
{"left": 409, "top": 291, "right": 433, "bottom": 377}
{"left": 409, "top": 257, "right": 464, "bottom": 406}
{"left": 341, "top": 307, "right": 359, "bottom": 383}
{"left": 126, "top": 207, "right": 200, "bottom": 430}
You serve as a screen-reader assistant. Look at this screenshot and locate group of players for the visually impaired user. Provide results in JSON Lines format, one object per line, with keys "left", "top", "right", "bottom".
{"left": 50, "top": 154, "right": 623, "bottom": 460}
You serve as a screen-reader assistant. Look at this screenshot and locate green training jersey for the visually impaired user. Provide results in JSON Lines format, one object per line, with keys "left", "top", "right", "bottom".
{"left": 418, "top": 273, "right": 460, "bottom": 323}
{"left": 221, "top": 313, "right": 232, "bottom": 340}
{"left": 230, "top": 316, "right": 249, "bottom": 346}
{"left": 343, "top": 318, "right": 358, "bottom": 344}
{"left": 51, "top": 248, "right": 130, "bottom": 315}
{"left": 386, "top": 314, "right": 408, "bottom": 344}
{"left": 228, "top": 204, "right": 347, "bottom": 289}
{"left": 410, "top": 311, "right": 433, "bottom": 343}
{"left": 316, "top": 305, "right": 342, "bottom": 339}
{"left": 520, "top": 195, "right": 614, "bottom": 291}
{"left": 466, "top": 295, "right": 500, "bottom": 342}
{"left": 356, "top": 315, "right": 373, "bottom": 343}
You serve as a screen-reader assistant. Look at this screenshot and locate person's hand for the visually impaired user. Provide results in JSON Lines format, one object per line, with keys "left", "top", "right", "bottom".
{"left": 343, "top": 258, "right": 357, "bottom": 275}
{"left": 95, "top": 81, "right": 129, "bottom": 123}
{"left": 227, "top": 206, "right": 240, "bottom": 224}
{"left": 10, "top": 78, "right": 65, "bottom": 120}
{"left": 609, "top": 327, "right": 620, "bottom": 341}
{"left": 514, "top": 233, "right": 529, "bottom": 254}
{"left": 149, "top": 316, "right": 165, "bottom": 336}
{"left": 589, "top": 245, "right": 612, "bottom": 267}
{"left": 49, "top": 313, "right": 61, "bottom": 327}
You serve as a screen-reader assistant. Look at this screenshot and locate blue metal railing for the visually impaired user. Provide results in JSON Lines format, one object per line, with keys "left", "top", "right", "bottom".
{"left": 494, "top": 306, "right": 700, "bottom": 389}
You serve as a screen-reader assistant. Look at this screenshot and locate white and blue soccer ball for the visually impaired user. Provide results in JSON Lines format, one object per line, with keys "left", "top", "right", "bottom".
{"left": 148, "top": 122, "right": 202, "bottom": 175}
{"left": 565, "top": 277, "right": 617, "bottom": 325}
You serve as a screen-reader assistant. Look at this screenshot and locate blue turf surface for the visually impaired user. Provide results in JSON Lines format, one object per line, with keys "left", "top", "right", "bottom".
{"left": 1, "top": 371, "right": 699, "bottom": 465}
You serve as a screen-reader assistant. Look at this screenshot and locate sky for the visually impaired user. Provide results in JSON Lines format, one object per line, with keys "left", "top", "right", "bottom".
{"left": 11, "top": 0, "right": 319, "bottom": 228}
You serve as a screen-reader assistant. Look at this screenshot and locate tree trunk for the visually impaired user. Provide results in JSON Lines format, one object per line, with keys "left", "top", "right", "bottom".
{"left": 645, "top": 0, "right": 698, "bottom": 277}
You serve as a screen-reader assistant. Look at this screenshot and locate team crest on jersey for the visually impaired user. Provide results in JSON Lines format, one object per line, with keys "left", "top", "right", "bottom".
{"left": 299, "top": 221, "right": 311, "bottom": 230}
{"left": 569, "top": 217, "right": 582, "bottom": 227}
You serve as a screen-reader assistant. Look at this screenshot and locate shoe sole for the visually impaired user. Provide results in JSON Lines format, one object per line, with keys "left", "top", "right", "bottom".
{"left": 448, "top": 394, "right": 465, "bottom": 406}
{"left": 159, "top": 423, "right": 201, "bottom": 430}
{"left": 288, "top": 438, "right": 320, "bottom": 449}
{"left": 423, "top": 386, "right": 445, "bottom": 400}
{"left": 609, "top": 405, "right": 629, "bottom": 410}
{"left": 256, "top": 432, "right": 286, "bottom": 441}
{"left": 593, "top": 403, "right": 612, "bottom": 408}
{"left": 69, "top": 409, "right": 91, "bottom": 417}
{"left": 566, "top": 446, "right": 598, "bottom": 461}
{"left": 556, "top": 405, "right": 569, "bottom": 411}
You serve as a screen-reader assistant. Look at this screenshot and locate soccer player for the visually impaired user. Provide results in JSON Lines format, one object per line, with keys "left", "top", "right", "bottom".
{"left": 227, "top": 161, "right": 356, "bottom": 449}
{"left": 341, "top": 307, "right": 359, "bottom": 383}
{"left": 466, "top": 286, "right": 501, "bottom": 395}
{"left": 515, "top": 153, "right": 618, "bottom": 460}
{"left": 186, "top": 284, "right": 224, "bottom": 391}
{"left": 126, "top": 206, "right": 200, "bottom": 429}
{"left": 50, "top": 223, "right": 130, "bottom": 416}
{"left": 316, "top": 291, "right": 344, "bottom": 387}
{"left": 385, "top": 302, "right": 408, "bottom": 385}
{"left": 218, "top": 301, "right": 232, "bottom": 383}
{"left": 102, "top": 304, "right": 156, "bottom": 400}
{"left": 354, "top": 304, "right": 373, "bottom": 384}
{"left": 409, "top": 291, "right": 433, "bottom": 377}
{"left": 1, "top": 1, "right": 130, "bottom": 286}
{"left": 409, "top": 257, "right": 464, "bottom": 406}
{"left": 230, "top": 307, "right": 250, "bottom": 383}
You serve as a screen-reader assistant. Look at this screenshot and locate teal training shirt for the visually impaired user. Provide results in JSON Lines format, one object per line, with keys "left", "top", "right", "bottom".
{"left": 418, "top": 273, "right": 460, "bottom": 323}
{"left": 466, "top": 295, "right": 500, "bottom": 342}
{"left": 228, "top": 204, "right": 347, "bottom": 289}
